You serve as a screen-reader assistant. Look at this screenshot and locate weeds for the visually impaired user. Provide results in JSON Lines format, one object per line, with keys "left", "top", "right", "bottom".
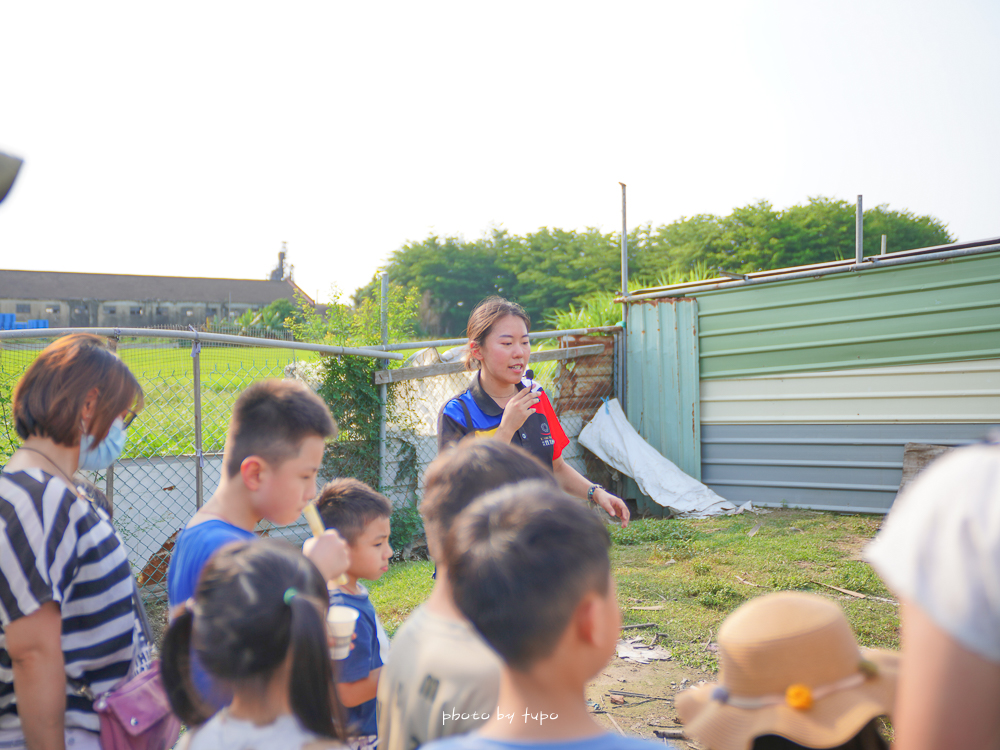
{"left": 366, "top": 509, "right": 897, "bottom": 674}
{"left": 611, "top": 511, "right": 898, "bottom": 669}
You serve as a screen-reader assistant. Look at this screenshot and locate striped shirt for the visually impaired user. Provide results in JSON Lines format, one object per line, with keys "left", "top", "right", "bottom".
{"left": 0, "top": 469, "right": 138, "bottom": 736}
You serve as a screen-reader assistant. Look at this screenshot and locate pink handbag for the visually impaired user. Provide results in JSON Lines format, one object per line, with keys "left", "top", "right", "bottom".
{"left": 91, "top": 661, "right": 181, "bottom": 750}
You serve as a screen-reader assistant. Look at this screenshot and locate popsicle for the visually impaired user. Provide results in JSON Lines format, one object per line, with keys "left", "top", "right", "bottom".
{"left": 303, "top": 502, "right": 349, "bottom": 585}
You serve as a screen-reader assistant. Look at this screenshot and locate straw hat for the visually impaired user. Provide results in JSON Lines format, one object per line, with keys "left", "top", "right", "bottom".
{"left": 676, "top": 592, "right": 897, "bottom": 750}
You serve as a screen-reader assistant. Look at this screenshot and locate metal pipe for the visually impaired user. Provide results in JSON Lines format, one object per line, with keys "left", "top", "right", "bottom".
{"left": 881, "top": 234, "right": 887, "bottom": 256}
{"left": 0, "top": 327, "right": 406, "bottom": 359}
{"left": 620, "top": 182, "right": 628, "bottom": 296}
{"left": 378, "top": 274, "right": 388, "bottom": 492}
{"left": 856, "top": 195, "right": 863, "bottom": 264}
{"left": 191, "top": 336, "right": 204, "bottom": 509}
{"left": 620, "top": 242, "right": 1000, "bottom": 302}
{"left": 375, "top": 326, "right": 625, "bottom": 352}
{"left": 105, "top": 465, "right": 115, "bottom": 507}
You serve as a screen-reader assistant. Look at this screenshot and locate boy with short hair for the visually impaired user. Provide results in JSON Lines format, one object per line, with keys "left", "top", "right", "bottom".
{"left": 429, "top": 482, "right": 661, "bottom": 750}
{"left": 378, "top": 441, "right": 556, "bottom": 750}
{"left": 166, "top": 379, "right": 349, "bottom": 703}
{"left": 318, "top": 477, "right": 395, "bottom": 750}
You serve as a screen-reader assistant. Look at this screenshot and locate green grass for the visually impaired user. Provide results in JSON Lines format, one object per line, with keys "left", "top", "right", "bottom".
{"left": 367, "top": 510, "right": 898, "bottom": 672}
{"left": 1, "top": 344, "right": 320, "bottom": 461}
{"left": 368, "top": 560, "right": 436, "bottom": 636}
{"left": 120, "top": 346, "right": 320, "bottom": 457}
{"left": 608, "top": 510, "right": 897, "bottom": 670}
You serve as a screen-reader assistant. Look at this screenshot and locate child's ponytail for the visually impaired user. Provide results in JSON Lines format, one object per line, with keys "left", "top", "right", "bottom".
{"left": 178, "top": 539, "right": 350, "bottom": 740}
{"left": 160, "top": 607, "right": 212, "bottom": 727}
{"left": 287, "top": 594, "right": 346, "bottom": 740}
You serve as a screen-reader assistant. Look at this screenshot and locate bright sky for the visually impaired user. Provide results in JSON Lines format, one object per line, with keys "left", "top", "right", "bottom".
{"left": 2, "top": 1, "right": 998, "bottom": 304}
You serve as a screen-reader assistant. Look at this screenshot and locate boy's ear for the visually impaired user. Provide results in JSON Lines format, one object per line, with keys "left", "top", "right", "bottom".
{"left": 573, "top": 592, "right": 603, "bottom": 646}
{"left": 240, "top": 456, "right": 266, "bottom": 491}
{"left": 424, "top": 521, "right": 443, "bottom": 563}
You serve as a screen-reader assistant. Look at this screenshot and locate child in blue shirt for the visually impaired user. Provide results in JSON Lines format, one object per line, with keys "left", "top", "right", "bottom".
{"left": 165, "top": 379, "right": 349, "bottom": 707}
{"left": 318, "top": 478, "right": 394, "bottom": 750}
{"left": 427, "top": 482, "right": 666, "bottom": 750}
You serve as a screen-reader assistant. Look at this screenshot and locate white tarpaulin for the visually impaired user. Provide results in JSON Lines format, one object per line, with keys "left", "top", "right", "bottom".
{"left": 579, "top": 398, "right": 740, "bottom": 517}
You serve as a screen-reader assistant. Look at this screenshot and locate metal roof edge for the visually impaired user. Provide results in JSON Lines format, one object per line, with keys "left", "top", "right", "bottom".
{"left": 622, "top": 236, "right": 1000, "bottom": 302}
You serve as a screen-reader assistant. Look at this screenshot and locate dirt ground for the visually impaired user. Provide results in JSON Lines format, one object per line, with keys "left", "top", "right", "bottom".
{"left": 587, "top": 648, "right": 713, "bottom": 746}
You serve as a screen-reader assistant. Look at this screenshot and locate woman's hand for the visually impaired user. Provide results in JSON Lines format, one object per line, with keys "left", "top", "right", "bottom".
{"left": 7, "top": 601, "right": 67, "bottom": 750}
{"left": 592, "top": 487, "right": 631, "bottom": 528}
{"left": 552, "top": 456, "right": 630, "bottom": 528}
{"left": 495, "top": 387, "right": 540, "bottom": 442}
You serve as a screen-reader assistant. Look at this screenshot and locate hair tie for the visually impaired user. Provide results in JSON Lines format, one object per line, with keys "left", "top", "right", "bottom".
{"left": 283, "top": 588, "right": 298, "bottom": 605}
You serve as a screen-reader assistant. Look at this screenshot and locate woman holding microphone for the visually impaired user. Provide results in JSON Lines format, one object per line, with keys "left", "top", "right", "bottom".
{"left": 438, "top": 296, "right": 630, "bottom": 526}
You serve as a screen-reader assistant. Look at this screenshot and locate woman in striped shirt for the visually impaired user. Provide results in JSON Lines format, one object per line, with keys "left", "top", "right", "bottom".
{"left": 0, "top": 333, "right": 146, "bottom": 750}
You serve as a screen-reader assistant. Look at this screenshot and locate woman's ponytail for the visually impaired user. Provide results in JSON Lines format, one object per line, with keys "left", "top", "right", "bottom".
{"left": 160, "top": 608, "right": 212, "bottom": 727}
{"left": 287, "top": 595, "right": 346, "bottom": 740}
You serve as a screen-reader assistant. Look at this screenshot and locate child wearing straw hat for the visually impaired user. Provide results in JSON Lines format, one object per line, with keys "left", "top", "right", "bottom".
{"left": 676, "top": 592, "right": 897, "bottom": 750}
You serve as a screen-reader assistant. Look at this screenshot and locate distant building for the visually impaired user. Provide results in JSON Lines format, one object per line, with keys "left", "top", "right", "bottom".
{"left": 0, "top": 268, "right": 311, "bottom": 328}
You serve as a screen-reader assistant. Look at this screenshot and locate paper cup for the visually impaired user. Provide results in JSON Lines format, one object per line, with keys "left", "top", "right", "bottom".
{"left": 327, "top": 605, "right": 360, "bottom": 660}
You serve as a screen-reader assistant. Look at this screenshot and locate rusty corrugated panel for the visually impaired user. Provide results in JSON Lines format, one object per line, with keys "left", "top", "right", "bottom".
{"left": 625, "top": 297, "right": 701, "bottom": 480}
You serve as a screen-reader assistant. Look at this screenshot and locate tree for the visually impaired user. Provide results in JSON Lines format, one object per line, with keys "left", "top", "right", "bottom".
{"left": 498, "top": 227, "right": 620, "bottom": 325}
{"left": 354, "top": 198, "right": 955, "bottom": 334}
{"left": 355, "top": 229, "right": 517, "bottom": 337}
{"left": 231, "top": 297, "right": 303, "bottom": 333}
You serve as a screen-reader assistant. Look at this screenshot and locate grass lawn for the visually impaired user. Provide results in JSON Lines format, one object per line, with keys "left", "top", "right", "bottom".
{"left": 369, "top": 509, "right": 897, "bottom": 674}
{"left": 2, "top": 342, "right": 321, "bottom": 461}
{"left": 118, "top": 345, "right": 320, "bottom": 457}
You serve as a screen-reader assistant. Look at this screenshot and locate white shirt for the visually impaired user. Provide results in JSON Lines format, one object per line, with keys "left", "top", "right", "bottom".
{"left": 179, "top": 710, "right": 345, "bottom": 750}
{"left": 865, "top": 442, "right": 1000, "bottom": 663}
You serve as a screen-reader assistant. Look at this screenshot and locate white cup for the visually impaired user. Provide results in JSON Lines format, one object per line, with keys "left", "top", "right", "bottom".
{"left": 327, "top": 605, "right": 360, "bottom": 660}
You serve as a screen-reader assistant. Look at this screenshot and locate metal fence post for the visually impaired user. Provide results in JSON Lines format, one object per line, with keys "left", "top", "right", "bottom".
{"left": 378, "top": 275, "right": 388, "bottom": 491}
{"left": 856, "top": 195, "right": 864, "bottom": 264}
{"left": 191, "top": 330, "right": 204, "bottom": 509}
{"left": 105, "top": 464, "right": 115, "bottom": 506}
{"left": 620, "top": 182, "right": 628, "bottom": 296}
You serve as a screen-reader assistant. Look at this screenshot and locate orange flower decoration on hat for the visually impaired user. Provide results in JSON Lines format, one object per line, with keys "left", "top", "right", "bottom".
{"left": 785, "top": 684, "right": 813, "bottom": 710}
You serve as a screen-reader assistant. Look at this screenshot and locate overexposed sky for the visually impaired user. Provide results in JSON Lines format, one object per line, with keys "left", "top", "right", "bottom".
{"left": 2, "top": 1, "right": 998, "bottom": 303}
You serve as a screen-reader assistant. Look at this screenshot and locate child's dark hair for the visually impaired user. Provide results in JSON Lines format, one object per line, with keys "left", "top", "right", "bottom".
{"left": 448, "top": 481, "right": 612, "bottom": 671}
{"left": 316, "top": 478, "right": 392, "bottom": 545}
{"left": 161, "top": 539, "right": 346, "bottom": 739}
{"left": 463, "top": 296, "right": 530, "bottom": 371}
{"left": 421, "top": 440, "right": 556, "bottom": 555}
{"left": 225, "top": 379, "right": 338, "bottom": 478}
{"left": 752, "top": 720, "right": 889, "bottom": 750}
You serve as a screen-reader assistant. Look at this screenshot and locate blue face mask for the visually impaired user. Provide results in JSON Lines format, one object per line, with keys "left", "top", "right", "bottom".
{"left": 78, "top": 417, "right": 127, "bottom": 471}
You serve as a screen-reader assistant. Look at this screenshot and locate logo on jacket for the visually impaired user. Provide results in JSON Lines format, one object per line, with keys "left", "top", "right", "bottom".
{"left": 540, "top": 421, "right": 550, "bottom": 435}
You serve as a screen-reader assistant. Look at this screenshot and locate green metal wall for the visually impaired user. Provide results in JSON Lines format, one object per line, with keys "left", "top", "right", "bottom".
{"left": 625, "top": 297, "right": 701, "bottom": 479}
{"left": 696, "top": 253, "right": 1000, "bottom": 380}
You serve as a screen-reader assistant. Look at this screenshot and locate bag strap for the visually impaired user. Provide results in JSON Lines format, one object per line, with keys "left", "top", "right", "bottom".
{"left": 459, "top": 398, "right": 474, "bottom": 431}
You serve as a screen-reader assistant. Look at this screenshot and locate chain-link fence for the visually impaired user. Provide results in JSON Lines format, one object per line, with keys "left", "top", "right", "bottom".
{"left": 376, "top": 333, "right": 625, "bottom": 548}
{"left": 0, "top": 325, "right": 622, "bottom": 601}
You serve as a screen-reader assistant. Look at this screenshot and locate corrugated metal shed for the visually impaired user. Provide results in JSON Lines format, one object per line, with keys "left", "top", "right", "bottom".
{"left": 697, "top": 253, "right": 1000, "bottom": 379}
{"left": 623, "top": 244, "right": 1000, "bottom": 514}
{"left": 701, "top": 423, "right": 1000, "bottom": 513}
{"left": 701, "top": 359, "right": 1000, "bottom": 424}
{"left": 625, "top": 298, "right": 700, "bottom": 479}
